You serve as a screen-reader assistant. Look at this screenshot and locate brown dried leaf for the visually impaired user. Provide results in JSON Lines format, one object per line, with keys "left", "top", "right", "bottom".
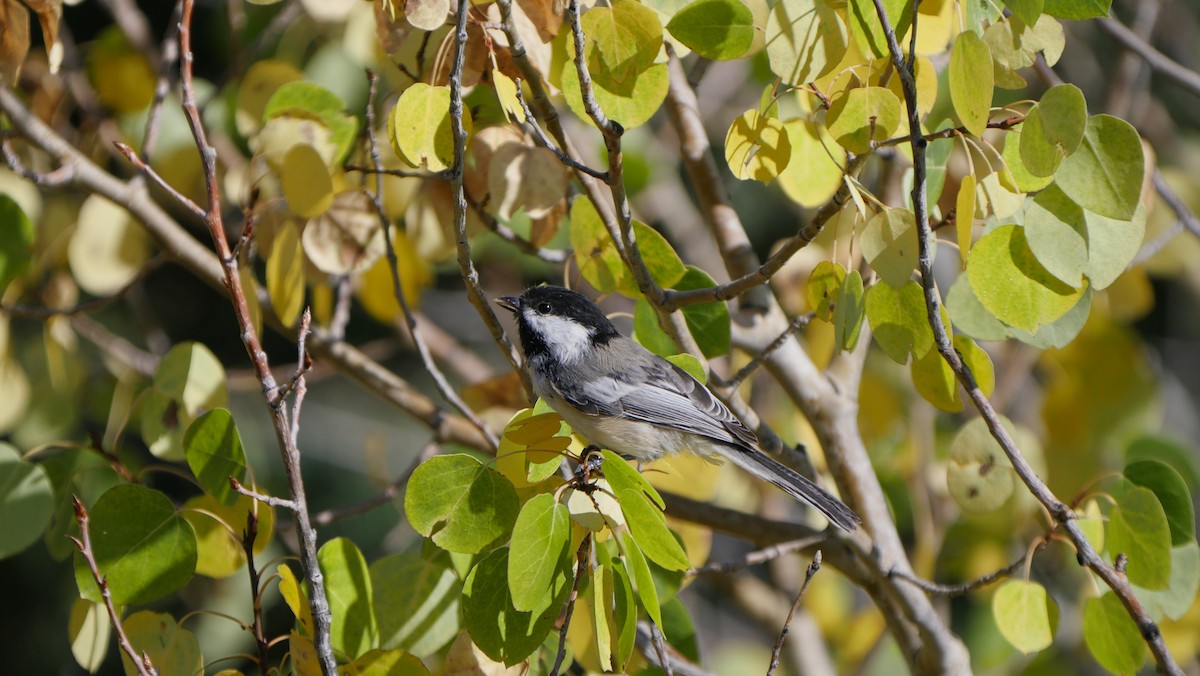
{"left": 23, "top": 0, "right": 60, "bottom": 73}
{"left": 464, "top": 126, "right": 526, "bottom": 203}
{"left": 406, "top": 179, "right": 482, "bottom": 262}
{"left": 530, "top": 199, "right": 566, "bottom": 247}
{"left": 301, "top": 190, "right": 386, "bottom": 275}
{"left": 487, "top": 143, "right": 568, "bottom": 220}
{"left": 0, "top": 0, "right": 31, "bottom": 83}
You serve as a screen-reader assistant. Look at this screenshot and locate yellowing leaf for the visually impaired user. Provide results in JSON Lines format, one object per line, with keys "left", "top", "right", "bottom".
{"left": 581, "top": 0, "right": 663, "bottom": 82}
{"left": 68, "top": 195, "right": 152, "bottom": 296}
{"left": 966, "top": 224, "right": 1085, "bottom": 333}
{"left": 267, "top": 220, "right": 305, "bottom": 326}
{"left": 356, "top": 230, "right": 432, "bottom": 322}
{"left": 390, "top": 83, "right": 472, "bottom": 171}
{"left": 725, "top": 109, "right": 791, "bottom": 182}
{"left": 826, "top": 86, "right": 901, "bottom": 155}
{"left": 279, "top": 564, "right": 314, "bottom": 635}
{"left": 86, "top": 27, "right": 155, "bottom": 113}
{"left": 846, "top": 0, "right": 913, "bottom": 59}
{"left": 235, "top": 59, "right": 304, "bottom": 138}
{"left": 955, "top": 174, "right": 976, "bottom": 265}
{"left": 911, "top": 346, "right": 961, "bottom": 412}
{"left": 561, "top": 61, "right": 669, "bottom": 131}
{"left": 281, "top": 143, "right": 336, "bottom": 218}
{"left": 993, "top": 580, "right": 1058, "bottom": 653}
{"left": 806, "top": 260, "right": 845, "bottom": 321}
{"left": 778, "top": 119, "right": 843, "bottom": 207}
{"left": 949, "top": 30, "right": 993, "bottom": 137}
{"left": 302, "top": 190, "right": 386, "bottom": 275}
{"left": 765, "top": 0, "right": 847, "bottom": 86}
{"left": 119, "top": 611, "right": 202, "bottom": 676}
{"left": 861, "top": 207, "right": 919, "bottom": 288}
{"left": 492, "top": 70, "right": 525, "bottom": 123}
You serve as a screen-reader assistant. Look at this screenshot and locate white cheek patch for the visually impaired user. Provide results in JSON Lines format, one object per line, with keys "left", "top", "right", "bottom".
{"left": 523, "top": 309, "right": 594, "bottom": 363}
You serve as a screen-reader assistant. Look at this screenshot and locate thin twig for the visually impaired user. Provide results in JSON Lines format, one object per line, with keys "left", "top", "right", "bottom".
{"left": 343, "top": 164, "right": 443, "bottom": 179}
{"left": 689, "top": 535, "right": 825, "bottom": 576}
{"left": 513, "top": 79, "right": 608, "bottom": 181}
{"left": 767, "top": 552, "right": 822, "bottom": 676}
{"left": 239, "top": 509, "right": 271, "bottom": 670}
{"left": 112, "top": 141, "right": 205, "bottom": 219}
{"left": 447, "top": 0, "right": 532, "bottom": 400}
{"left": 307, "top": 442, "right": 440, "bottom": 528}
{"left": 634, "top": 622, "right": 714, "bottom": 676}
{"left": 1096, "top": 15, "right": 1200, "bottom": 100}
{"left": 230, "top": 478, "right": 298, "bottom": 512}
{"left": 362, "top": 69, "right": 499, "bottom": 449}
{"left": 70, "top": 496, "right": 157, "bottom": 676}
{"left": 877, "top": 2, "right": 1181, "bottom": 672}
{"left": 175, "top": 2, "right": 336, "bottom": 670}
{"left": 650, "top": 622, "right": 674, "bottom": 676}
{"left": 721, "top": 312, "right": 813, "bottom": 390}
{"left": 137, "top": 1, "right": 182, "bottom": 164}
{"left": 552, "top": 534, "right": 591, "bottom": 674}
{"left": 467, "top": 193, "right": 571, "bottom": 263}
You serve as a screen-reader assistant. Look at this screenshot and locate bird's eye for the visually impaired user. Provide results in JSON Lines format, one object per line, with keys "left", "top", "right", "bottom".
{"left": 536, "top": 302, "right": 552, "bottom": 314}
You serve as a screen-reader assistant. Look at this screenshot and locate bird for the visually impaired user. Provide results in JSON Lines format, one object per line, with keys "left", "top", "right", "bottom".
{"left": 496, "top": 285, "right": 860, "bottom": 532}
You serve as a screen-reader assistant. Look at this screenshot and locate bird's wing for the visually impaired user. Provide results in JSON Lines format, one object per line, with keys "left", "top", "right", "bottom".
{"left": 610, "top": 356, "right": 760, "bottom": 450}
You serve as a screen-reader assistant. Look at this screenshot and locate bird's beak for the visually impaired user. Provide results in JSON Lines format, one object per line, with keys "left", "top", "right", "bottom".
{"left": 496, "top": 296, "right": 520, "bottom": 314}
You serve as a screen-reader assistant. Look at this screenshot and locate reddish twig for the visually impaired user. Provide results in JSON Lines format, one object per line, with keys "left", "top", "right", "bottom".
{"left": 69, "top": 496, "right": 157, "bottom": 676}
{"left": 240, "top": 509, "right": 271, "bottom": 670}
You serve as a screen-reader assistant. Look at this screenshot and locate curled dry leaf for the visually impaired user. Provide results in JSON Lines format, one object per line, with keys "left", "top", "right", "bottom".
{"left": 301, "top": 190, "right": 387, "bottom": 275}
{"left": 487, "top": 143, "right": 569, "bottom": 220}
{"left": 24, "top": 0, "right": 61, "bottom": 73}
{"left": 406, "top": 179, "right": 483, "bottom": 262}
{"left": 0, "top": 0, "right": 31, "bottom": 83}
{"left": 464, "top": 126, "right": 526, "bottom": 202}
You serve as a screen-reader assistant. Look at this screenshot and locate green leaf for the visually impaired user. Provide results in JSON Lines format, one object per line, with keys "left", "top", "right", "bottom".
{"left": 0, "top": 195, "right": 34, "bottom": 293}
{"left": 846, "top": 0, "right": 913, "bottom": 59}
{"left": 666, "top": 354, "right": 707, "bottom": 383}
{"left": 1124, "top": 460, "right": 1195, "bottom": 546}
{"left": 911, "top": 347, "right": 961, "bottom": 412}
{"left": 371, "top": 547, "right": 461, "bottom": 655}
{"left": 674, "top": 266, "right": 731, "bottom": 358}
{"left": 1042, "top": 0, "right": 1110, "bottom": 20}
{"left": 1024, "top": 184, "right": 1088, "bottom": 287}
{"left": 1008, "top": 285, "right": 1092, "bottom": 349}
{"left": 945, "top": 274, "right": 1011, "bottom": 343}
{"left": 725, "top": 109, "right": 792, "bottom": 182}
{"left": 1036, "top": 84, "right": 1088, "bottom": 158}
{"left": 74, "top": 485, "right": 197, "bottom": 606}
{"left": 582, "top": 0, "right": 663, "bottom": 82}
{"left": 1082, "top": 206, "right": 1146, "bottom": 290}
{"left": 0, "top": 443, "right": 54, "bottom": 559}
{"left": 620, "top": 531, "right": 662, "bottom": 627}
{"left": 835, "top": 269, "right": 865, "bottom": 351}
{"left": 864, "top": 280, "right": 933, "bottom": 363}
{"left": 1125, "top": 435, "right": 1200, "bottom": 490}
{"left": 949, "top": 30, "right": 994, "bottom": 137}
{"left": 956, "top": 334, "right": 995, "bottom": 397}
{"left": 340, "top": 649, "right": 429, "bottom": 676}
{"left": 153, "top": 341, "right": 227, "bottom": 419}
{"left": 617, "top": 488, "right": 690, "bottom": 571}
{"left": 659, "top": 597, "right": 700, "bottom": 662}
{"left": 1082, "top": 593, "right": 1146, "bottom": 675}
{"left": 633, "top": 221, "right": 687, "bottom": 289}
{"left": 508, "top": 494, "right": 572, "bottom": 612}
{"left": 561, "top": 60, "right": 668, "bottom": 131}
{"left": 634, "top": 298, "right": 679, "bottom": 357}
{"left": 570, "top": 198, "right": 631, "bottom": 295}
{"left": 405, "top": 454, "right": 519, "bottom": 554}
{"left": 861, "top": 208, "right": 919, "bottom": 288}
{"left": 827, "top": 86, "right": 902, "bottom": 155}
{"left": 592, "top": 563, "right": 614, "bottom": 671}
{"left": 666, "top": 0, "right": 755, "bottom": 60}
{"left": 947, "top": 416, "right": 1017, "bottom": 514}
{"left": 1108, "top": 483, "right": 1173, "bottom": 590}
{"left": 182, "top": 408, "right": 247, "bottom": 506}
{"left": 992, "top": 580, "right": 1058, "bottom": 653}
{"left": 601, "top": 449, "right": 666, "bottom": 510}
{"left": 765, "top": 0, "right": 848, "bottom": 86}
{"left": 807, "top": 261, "right": 845, "bottom": 322}
{"left": 1131, "top": 542, "right": 1200, "bottom": 622}
{"left": 610, "top": 560, "right": 637, "bottom": 670}
{"left": 966, "top": 224, "right": 1086, "bottom": 333}
{"left": 1003, "top": 0, "right": 1043, "bottom": 25}
{"left": 319, "top": 537, "right": 378, "bottom": 659}
{"left": 1054, "top": 115, "right": 1144, "bottom": 220}
{"left": 120, "top": 611, "right": 202, "bottom": 676}
{"left": 390, "top": 84, "right": 472, "bottom": 172}
{"left": 182, "top": 493, "right": 273, "bottom": 579}
{"left": 263, "top": 81, "right": 357, "bottom": 163}
{"left": 1003, "top": 127, "right": 1053, "bottom": 192}
{"left": 463, "top": 548, "right": 568, "bottom": 665}
{"left": 1019, "top": 105, "right": 1061, "bottom": 178}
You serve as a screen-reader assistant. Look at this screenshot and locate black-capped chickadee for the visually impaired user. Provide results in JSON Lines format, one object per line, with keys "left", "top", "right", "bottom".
{"left": 497, "top": 285, "right": 860, "bottom": 532}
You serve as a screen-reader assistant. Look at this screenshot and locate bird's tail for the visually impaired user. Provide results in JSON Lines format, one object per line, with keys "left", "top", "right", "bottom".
{"left": 724, "top": 448, "right": 861, "bottom": 531}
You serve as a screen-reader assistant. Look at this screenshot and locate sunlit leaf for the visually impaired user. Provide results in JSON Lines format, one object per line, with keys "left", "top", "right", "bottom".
{"left": 993, "top": 580, "right": 1057, "bottom": 654}
{"left": 949, "top": 30, "right": 993, "bottom": 137}
{"left": 765, "top": 0, "right": 847, "bottom": 86}
{"left": 618, "top": 488, "right": 689, "bottom": 571}
{"left": 279, "top": 563, "right": 314, "bottom": 635}
{"left": 561, "top": 61, "right": 669, "bottom": 131}
{"left": 864, "top": 280, "right": 933, "bottom": 363}
{"left": 947, "top": 416, "right": 1017, "bottom": 513}
{"left": 966, "top": 224, "right": 1086, "bottom": 333}
{"left": 235, "top": 59, "right": 304, "bottom": 137}
{"left": 1024, "top": 184, "right": 1088, "bottom": 287}
{"left": 302, "top": 190, "right": 387, "bottom": 275}
{"left": 405, "top": 454, "right": 519, "bottom": 554}
{"left": 69, "top": 195, "right": 152, "bottom": 296}
{"left": 68, "top": 598, "right": 109, "bottom": 673}
{"left": 405, "top": 0, "right": 450, "bottom": 30}
{"left": 1054, "top": 115, "right": 1144, "bottom": 221}
{"left": 725, "top": 108, "right": 791, "bottom": 182}
{"left": 826, "top": 86, "right": 901, "bottom": 155}
{"left": 1042, "top": 0, "right": 1110, "bottom": 20}
{"left": 74, "top": 485, "right": 197, "bottom": 606}
{"left": 182, "top": 493, "right": 273, "bottom": 579}
{"left": 264, "top": 81, "right": 357, "bottom": 164}
{"left": 319, "top": 537, "right": 378, "bottom": 659}
{"left": 777, "top": 119, "right": 843, "bottom": 207}
{"left": 846, "top": 0, "right": 913, "bottom": 59}
{"left": 508, "top": 494, "right": 572, "bottom": 612}
{"left": 340, "top": 649, "right": 429, "bottom": 676}
{"left": 666, "top": 0, "right": 755, "bottom": 60}
{"left": 390, "top": 83, "right": 472, "bottom": 171}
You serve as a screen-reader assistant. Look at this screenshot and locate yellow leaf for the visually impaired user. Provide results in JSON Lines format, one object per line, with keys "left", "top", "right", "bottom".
{"left": 235, "top": 59, "right": 303, "bottom": 138}
{"left": 778, "top": 119, "right": 843, "bottom": 207}
{"left": 390, "top": 83, "right": 473, "bottom": 172}
{"left": 279, "top": 565, "right": 314, "bottom": 635}
{"left": 86, "top": 27, "right": 155, "bottom": 113}
{"left": 487, "top": 143, "right": 569, "bottom": 220}
{"left": 267, "top": 220, "right": 305, "bottom": 326}
{"left": 725, "top": 109, "right": 791, "bottom": 182}
{"left": 355, "top": 229, "right": 432, "bottom": 323}
{"left": 281, "top": 144, "right": 336, "bottom": 218}
{"left": 956, "top": 174, "right": 976, "bottom": 266}
{"left": 254, "top": 116, "right": 336, "bottom": 175}
{"left": 492, "top": 69, "right": 525, "bottom": 123}
{"left": 69, "top": 195, "right": 152, "bottom": 296}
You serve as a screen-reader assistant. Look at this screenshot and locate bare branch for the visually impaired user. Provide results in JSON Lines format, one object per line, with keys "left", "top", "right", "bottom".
{"left": 512, "top": 78, "right": 608, "bottom": 181}
{"left": 230, "top": 478, "right": 298, "bottom": 512}
{"left": 1097, "top": 14, "right": 1200, "bottom": 100}
{"left": 767, "top": 552, "right": 822, "bottom": 676}
{"left": 308, "top": 442, "right": 440, "bottom": 528}
{"left": 553, "top": 534, "right": 591, "bottom": 674}
{"left": 876, "top": 1, "right": 1181, "bottom": 672}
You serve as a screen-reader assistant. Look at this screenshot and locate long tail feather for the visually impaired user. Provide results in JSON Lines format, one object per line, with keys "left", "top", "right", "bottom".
{"left": 724, "top": 447, "right": 861, "bottom": 531}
